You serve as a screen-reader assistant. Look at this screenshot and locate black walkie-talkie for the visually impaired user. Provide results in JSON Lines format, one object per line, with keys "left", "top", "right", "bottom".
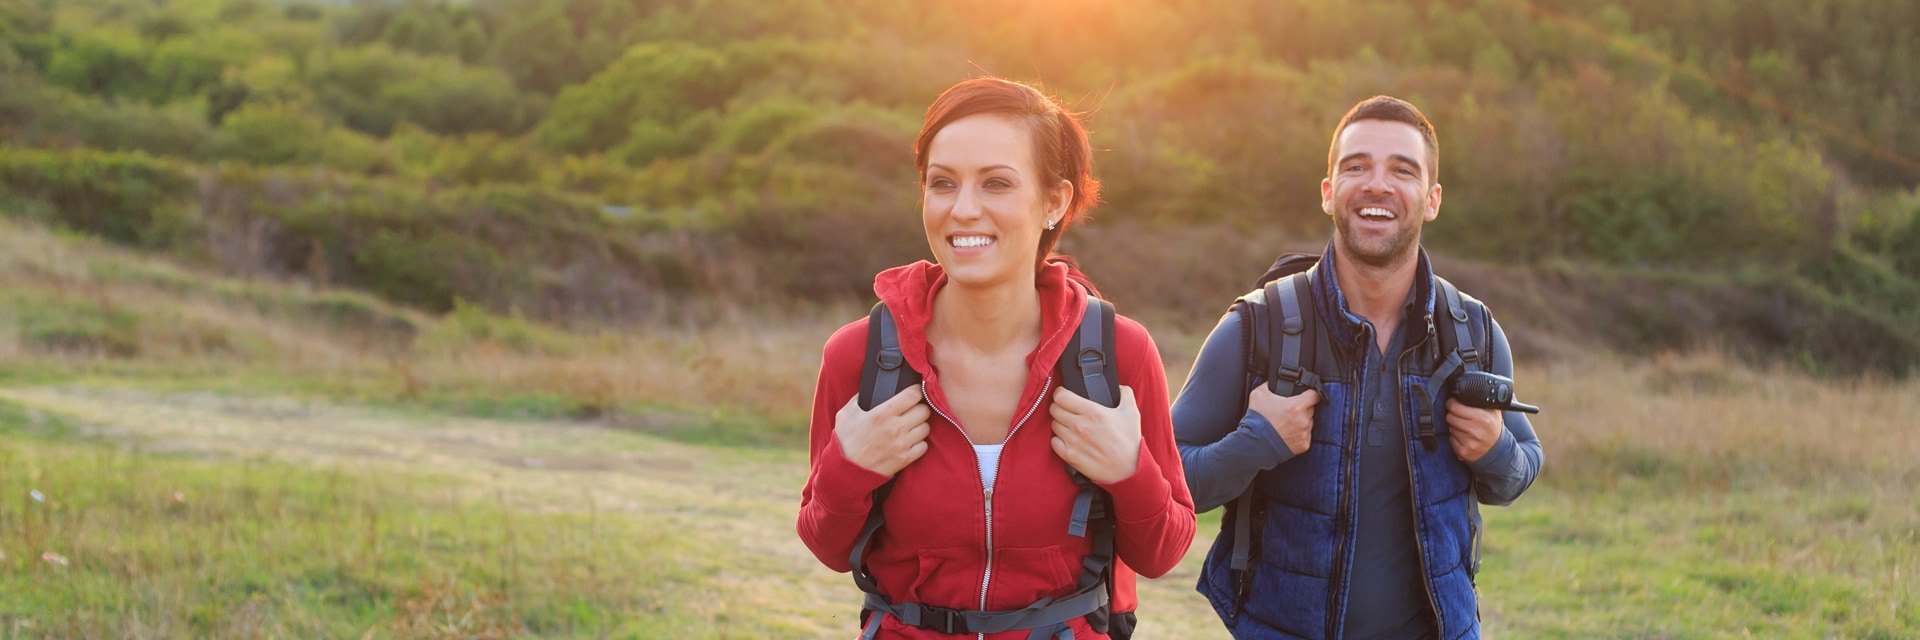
{"left": 1449, "top": 371, "right": 1540, "bottom": 414}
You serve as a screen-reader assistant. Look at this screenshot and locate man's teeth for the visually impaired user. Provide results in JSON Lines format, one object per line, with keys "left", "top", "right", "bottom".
{"left": 1360, "top": 207, "right": 1395, "bottom": 219}
{"left": 952, "top": 236, "right": 995, "bottom": 248}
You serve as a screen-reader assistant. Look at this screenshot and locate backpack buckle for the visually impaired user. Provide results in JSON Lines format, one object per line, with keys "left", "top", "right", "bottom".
{"left": 1457, "top": 347, "right": 1479, "bottom": 366}
{"left": 1078, "top": 348, "right": 1107, "bottom": 375}
{"left": 1274, "top": 365, "right": 1304, "bottom": 385}
{"left": 920, "top": 605, "right": 967, "bottom": 634}
{"left": 875, "top": 348, "right": 905, "bottom": 371}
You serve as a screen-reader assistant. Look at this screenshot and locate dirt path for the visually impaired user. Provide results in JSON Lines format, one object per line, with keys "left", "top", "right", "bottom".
{"left": 0, "top": 386, "right": 1230, "bottom": 639}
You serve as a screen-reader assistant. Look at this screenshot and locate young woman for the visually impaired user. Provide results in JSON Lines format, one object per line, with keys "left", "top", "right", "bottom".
{"left": 796, "top": 77, "right": 1195, "bottom": 639}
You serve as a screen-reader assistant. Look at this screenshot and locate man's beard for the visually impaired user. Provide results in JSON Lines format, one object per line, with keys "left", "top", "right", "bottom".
{"left": 1335, "top": 198, "right": 1424, "bottom": 269}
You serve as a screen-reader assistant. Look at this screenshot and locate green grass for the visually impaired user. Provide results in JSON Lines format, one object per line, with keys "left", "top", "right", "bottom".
{"left": 1479, "top": 484, "right": 1919, "bottom": 638}
{"left": 0, "top": 400, "right": 739, "bottom": 639}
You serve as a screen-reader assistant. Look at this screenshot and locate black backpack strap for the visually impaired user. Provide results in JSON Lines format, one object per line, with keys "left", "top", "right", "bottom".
{"left": 859, "top": 302, "right": 920, "bottom": 411}
{"left": 1055, "top": 294, "right": 1122, "bottom": 635}
{"left": 1419, "top": 277, "right": 1486, "bottom": 452}
{"left": 1426, "top": 276, "right": 1492, "bottom": 579}
{"left": 853, "top": 302, "right": 921, "bottom": 627}
{"left": 1058, "top": 296, "right": 1118, "bottom": 537}
{"left": 1057, "top": 296, "right": 1119, "bottom": 409}
{"left": 1229, "top": 268, "right": 1326, "bottom": 613}
{"left": 849, "top": 480, "right": 894, "bottom": 600}
{"left": 858, "top": 294, "right": 1123, "bottom": 638}
{"left": 1267, "top": 273, "right": 1324, "bottom": 396}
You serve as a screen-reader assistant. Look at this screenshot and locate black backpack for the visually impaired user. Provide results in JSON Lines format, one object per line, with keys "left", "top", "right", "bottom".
{"left": 1220, "top": 253, "right": 1492, "bottom": 614}
{"left": 849, "top": 294, "right": 1137, "bottom": 640}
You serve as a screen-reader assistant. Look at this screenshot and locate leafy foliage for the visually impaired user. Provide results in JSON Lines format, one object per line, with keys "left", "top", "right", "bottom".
{"left": 1, "top": 0, "right": 1917, "bottom": 371}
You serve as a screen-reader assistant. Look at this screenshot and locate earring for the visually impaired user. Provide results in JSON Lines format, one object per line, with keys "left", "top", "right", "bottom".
{"left": 1046, "top": 218, "right": 1057, "bottom": 230}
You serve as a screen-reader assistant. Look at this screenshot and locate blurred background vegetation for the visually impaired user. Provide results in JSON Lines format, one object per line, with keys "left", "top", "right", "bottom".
{"left": 2, "top": 2, "right": 1918, "bottom": 637}
{"left": 1, "top": 0, "right": 1918, "bottom": 373}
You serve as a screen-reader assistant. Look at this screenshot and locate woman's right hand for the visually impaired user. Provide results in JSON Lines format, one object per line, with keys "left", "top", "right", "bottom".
{"left": 834, "top": 387, "right": 933, "bottom": 476}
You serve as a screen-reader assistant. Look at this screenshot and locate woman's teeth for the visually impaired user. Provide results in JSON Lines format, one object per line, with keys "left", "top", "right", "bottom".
{"left": 951, "top": 235, "right": 995, "bottom": 248}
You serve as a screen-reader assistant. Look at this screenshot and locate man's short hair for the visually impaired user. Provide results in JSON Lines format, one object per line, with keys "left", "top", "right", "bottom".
{"left": 1326, "top": 96, "right": 1439, "bottom": 182}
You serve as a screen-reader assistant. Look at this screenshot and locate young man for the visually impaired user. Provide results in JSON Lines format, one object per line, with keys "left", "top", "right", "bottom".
{"left": 1173, "top": 96, "right": 1543, "bottom": 640}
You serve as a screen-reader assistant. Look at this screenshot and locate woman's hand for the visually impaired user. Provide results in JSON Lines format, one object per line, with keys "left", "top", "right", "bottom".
{"left": 1048, "top": 385, "right": 1142, "bottom": 484}
{"left": 833, "top": 387, "right": 933, "bottom": 476}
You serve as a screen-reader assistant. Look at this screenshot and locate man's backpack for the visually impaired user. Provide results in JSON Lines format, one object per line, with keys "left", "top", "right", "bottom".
{"left": 1220, "top": 253, "right": 1492, "bottom": 613}
{"left": 850, "top": 293, "right": 1137, "bottom": 640}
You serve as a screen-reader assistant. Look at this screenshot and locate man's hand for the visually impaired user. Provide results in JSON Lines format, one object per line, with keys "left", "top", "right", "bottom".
{"left": 1444, "top": 398, "right": 1503, "bottom": 463}
{"left": 1248, "top": 385, "right": 1320, "bottom": 455}
{"left": 834, "top": 387, "right": 933, "bottom": 476}
{"left": 1049, "top": 386, "right": 1143, "bottom": 484}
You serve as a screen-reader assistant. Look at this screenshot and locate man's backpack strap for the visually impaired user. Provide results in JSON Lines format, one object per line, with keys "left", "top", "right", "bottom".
{"left": 1426, "top": 276, "right": 1493, "bottom": 580}
{"left": 1229, "top": 266, "right": 1328, "bottom": 615}
{"left": 1266, "top": 273, "right": 1325, "bottom": 396}
{"left": 860, "top": 302, "right": 921, "bottom": 411}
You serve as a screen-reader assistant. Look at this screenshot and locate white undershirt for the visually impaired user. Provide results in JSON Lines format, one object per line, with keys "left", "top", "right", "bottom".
{"left": 973, "top": 443, "right": 1006, "bottom": 488}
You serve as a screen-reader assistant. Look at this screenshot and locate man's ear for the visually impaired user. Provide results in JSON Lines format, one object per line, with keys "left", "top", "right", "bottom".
{"left": 1321, "top": 177, "right": 1335, "bottom": 217}
{"left": 1424, "top": 183, "right": 1442, "bottom": 222}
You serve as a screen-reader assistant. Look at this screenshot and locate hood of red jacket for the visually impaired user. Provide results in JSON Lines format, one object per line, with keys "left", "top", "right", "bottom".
{"left": 871, "top": 260, "right": 1091, "bottom": 389}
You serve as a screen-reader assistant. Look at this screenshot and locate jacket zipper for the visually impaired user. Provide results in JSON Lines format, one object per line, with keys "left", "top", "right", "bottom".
{"left": 1400, "top": 314, "right": 1445, "bottom": 632}
{"left": 922, "top": 375, "right": 1053, "bottom": 640}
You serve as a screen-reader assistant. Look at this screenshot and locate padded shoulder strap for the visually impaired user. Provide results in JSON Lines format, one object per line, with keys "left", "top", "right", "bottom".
{"left": 1266, "top": 272, "right": 1324, "bottom": 396}
{"left": 1429, "top": 277, "right": 1488, "bottom": 386}
{"left": 1058, "top": 296, "right": 1119, "bottom": 410}
{"left": 860, "top": 302, "right": 921, "bottom": 411}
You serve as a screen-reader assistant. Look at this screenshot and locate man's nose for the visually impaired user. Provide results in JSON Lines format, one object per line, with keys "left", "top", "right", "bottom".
{"left": 1362, "top": 169, "right": 1395, "bottom": 195}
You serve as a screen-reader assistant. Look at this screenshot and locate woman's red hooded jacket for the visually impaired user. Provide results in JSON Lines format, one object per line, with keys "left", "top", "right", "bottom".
{"left": 797, "top": 261, "right": 1197, "bottom": 639}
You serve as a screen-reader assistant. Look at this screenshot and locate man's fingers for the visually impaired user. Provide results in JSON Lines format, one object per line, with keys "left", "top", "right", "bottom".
{"left": 1248, "top": 385, "right": 1275, "bottom": 404}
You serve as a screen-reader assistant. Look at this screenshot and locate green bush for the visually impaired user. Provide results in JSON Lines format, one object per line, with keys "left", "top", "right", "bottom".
{"left": 0, "top": 148, "right": 197, "bottom": 247}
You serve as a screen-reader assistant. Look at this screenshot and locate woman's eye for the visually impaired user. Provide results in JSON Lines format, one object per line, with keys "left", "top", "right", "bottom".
{"left": 929, "top": 179, "right": 954, "bottom": 189}
{"left": 985, "top": 179, "right": 1011, "bottom": 189}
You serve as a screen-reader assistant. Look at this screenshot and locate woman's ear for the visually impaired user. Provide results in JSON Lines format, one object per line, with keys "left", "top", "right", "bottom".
{"left": 1048, "top": 178, "right": 1075, "bottom": 225}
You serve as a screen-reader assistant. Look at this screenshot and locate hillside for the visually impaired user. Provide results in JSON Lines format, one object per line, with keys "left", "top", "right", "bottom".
{"left": 1, "top": 0, "right": 1918, "bottom": 373}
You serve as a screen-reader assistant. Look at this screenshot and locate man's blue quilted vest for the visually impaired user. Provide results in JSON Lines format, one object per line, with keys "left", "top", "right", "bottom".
{"left": 1198, "top": 251, "right": 1482, "bottom": 640}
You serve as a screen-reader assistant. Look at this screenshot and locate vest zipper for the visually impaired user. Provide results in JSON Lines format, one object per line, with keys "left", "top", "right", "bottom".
{"left": 1400, "top": 317, "right": 1446, "bottom": 632}
{"left": 1326, "top": 326, "right": 1362, "bottom": 640}
{"left": 922, "top": 375, "right": 1053, "bottom": 640}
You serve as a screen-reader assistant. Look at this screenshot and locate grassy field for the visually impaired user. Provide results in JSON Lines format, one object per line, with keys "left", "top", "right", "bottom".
{"left": 2, "top": 218, "right": 1917, "bottom": 638}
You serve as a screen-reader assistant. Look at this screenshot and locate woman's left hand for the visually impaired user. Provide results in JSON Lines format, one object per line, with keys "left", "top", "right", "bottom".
{"left": 1049, "top": 385, "right": 1142, "bottom": 484}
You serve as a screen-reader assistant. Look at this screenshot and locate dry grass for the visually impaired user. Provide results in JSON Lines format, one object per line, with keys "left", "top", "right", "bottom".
{"left": 0, "top": 218, "right": 842, "bottom": 436}
{"left": 4, "top": 216, "right": 1918, "bottom": 636}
